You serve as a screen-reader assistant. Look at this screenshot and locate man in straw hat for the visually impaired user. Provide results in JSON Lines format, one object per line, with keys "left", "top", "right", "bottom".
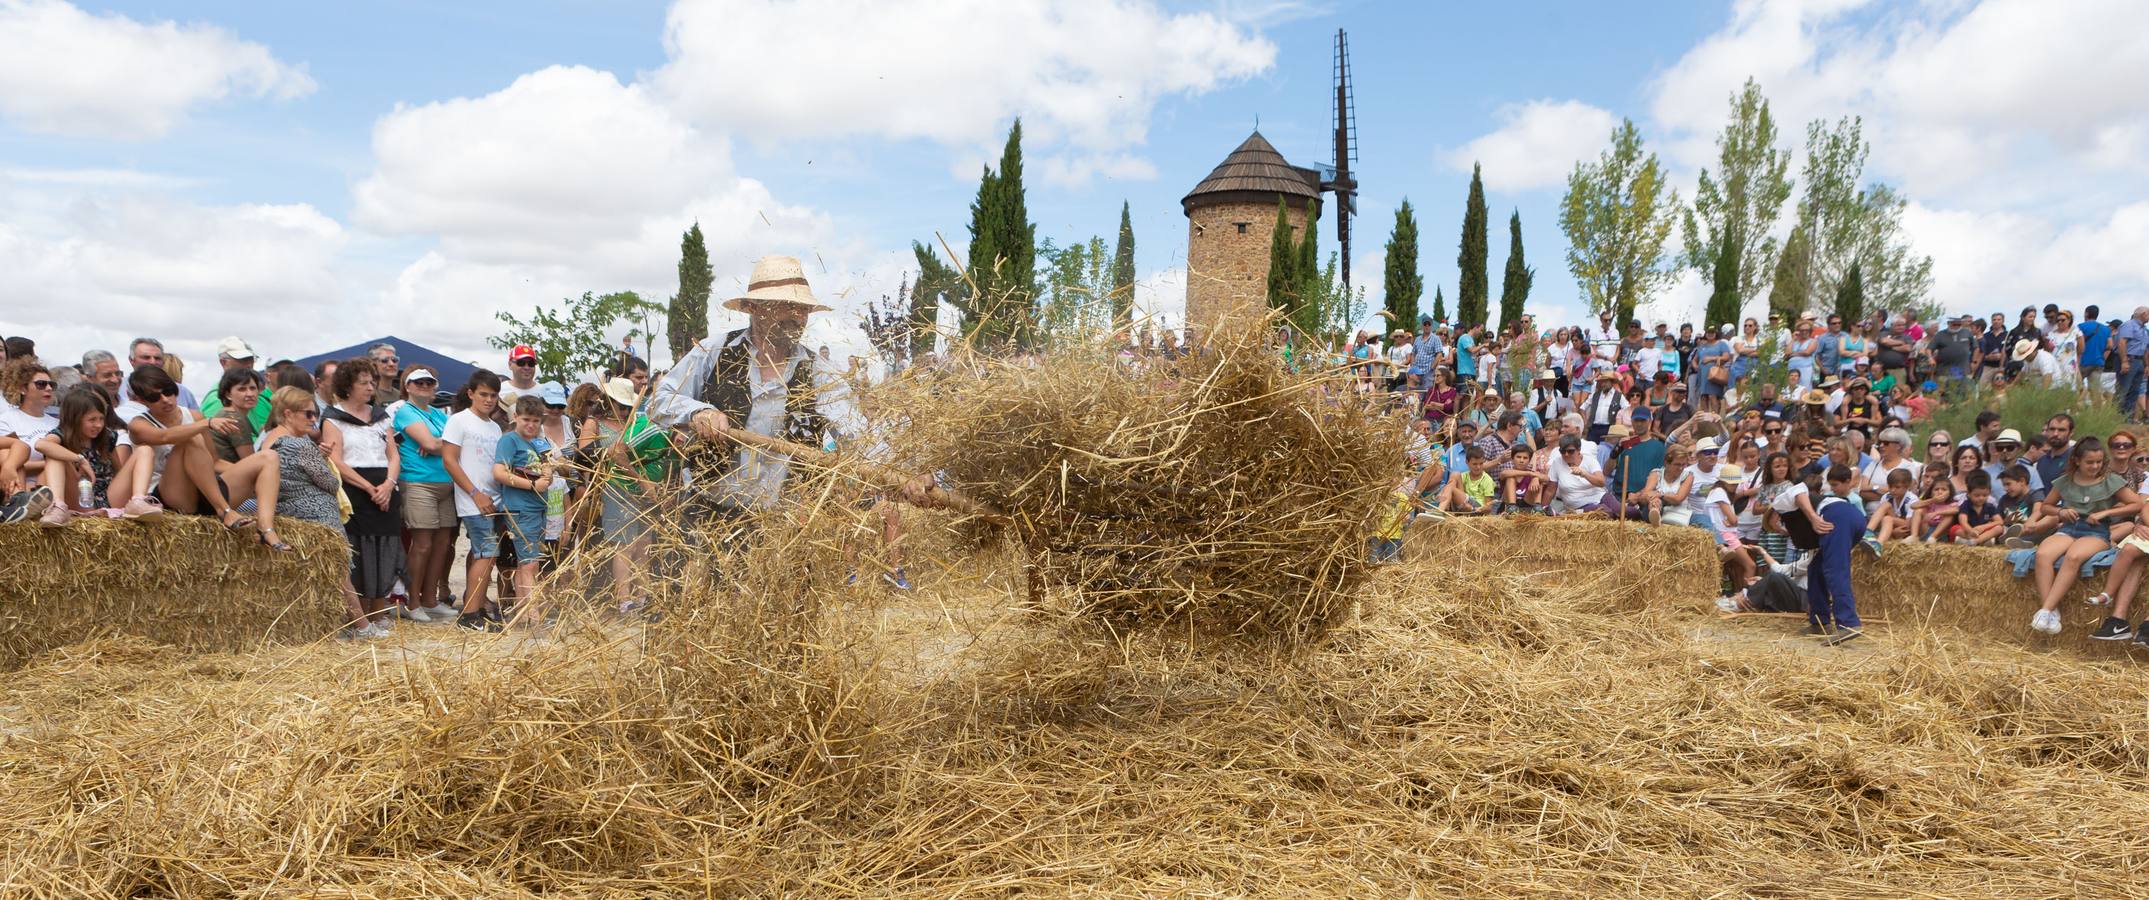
{"left": 649, "top": 255, "right": 913, "bottom": 517}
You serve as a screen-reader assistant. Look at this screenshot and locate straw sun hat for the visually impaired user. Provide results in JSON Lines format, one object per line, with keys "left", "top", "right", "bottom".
{"left": 722, "top": 255, "right": 832, "bottom": 313}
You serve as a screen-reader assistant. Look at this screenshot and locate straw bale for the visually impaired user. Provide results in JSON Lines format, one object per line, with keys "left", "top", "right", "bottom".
{"left": 1855, "top": 539, "right": 2135, "bottom": 658}
{"left": 8, "top": 514, "right": 2149, "bottom": 896}
{"left": 1411, "top": 515, "right": 1721, "bottom": 609}
{"left": 877, "top": 326, "right": 1399, "bottom": 643}
{"left": 0, "top": 514, "right": 346, "bottom": 668}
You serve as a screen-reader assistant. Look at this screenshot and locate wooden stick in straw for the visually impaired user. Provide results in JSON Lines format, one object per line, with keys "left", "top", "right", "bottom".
{"left": 712, "top": 425, "right": 1004, "bottom": 520}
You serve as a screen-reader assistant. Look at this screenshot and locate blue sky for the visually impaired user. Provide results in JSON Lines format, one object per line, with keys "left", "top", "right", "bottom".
{"left": 4, "top": 0, "right": 2145, "bottom": 394}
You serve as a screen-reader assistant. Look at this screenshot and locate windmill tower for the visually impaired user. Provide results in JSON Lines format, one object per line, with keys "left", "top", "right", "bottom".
{"left": 1181, "top": 133, "right": 1323, "bottom": 337}
{"left": 1180, "top": 29, "right": 1360, "bottom": 339}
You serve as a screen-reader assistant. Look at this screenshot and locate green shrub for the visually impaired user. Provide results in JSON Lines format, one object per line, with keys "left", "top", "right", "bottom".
{"left": 1916, "top": 382, "right": 2120, "bottom": 447}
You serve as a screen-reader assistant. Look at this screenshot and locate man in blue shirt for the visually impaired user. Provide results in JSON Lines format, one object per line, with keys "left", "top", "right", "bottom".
{"left": 1407, "top": 317, "right": 1441, "bottom": 392}
{"left": 1815, "top": 314, "right": 1843, "bottom": 378}
{"left": 2079, "top": 304, "right": 2111, "bottom": 395}
{"left": 2116, "top": 308, "right": 2148, "bottom": 420}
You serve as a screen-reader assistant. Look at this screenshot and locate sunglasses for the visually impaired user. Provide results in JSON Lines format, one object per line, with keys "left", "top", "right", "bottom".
{"left": 140, "top": 388, "right": 175, "bottom": 401}
{"left": 512, "top": 359, "right": 537, "bottom": 367}
{"left": 2114, "top": 442, "right": 2138, "bottom": 451}
{"left": 30, "top": 379, "right": 55, "bottom": 389}
{"left": 1928, "top": 441, "right": 1949, "bottom": 448}
{"left": 300, "top": 410, "right": 318, "bottom": 420}
{"left": 408, "top": 378, "right": 436, "bottom": 386}
{"left": 376, "top": 356, "right": 399, "bottom": 364}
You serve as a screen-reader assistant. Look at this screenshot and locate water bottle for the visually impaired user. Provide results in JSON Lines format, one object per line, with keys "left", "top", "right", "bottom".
{"left": 76, "top": 477, "right": 93, "bottom": 510}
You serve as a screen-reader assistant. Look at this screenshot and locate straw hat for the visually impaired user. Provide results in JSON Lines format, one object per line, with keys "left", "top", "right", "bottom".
{"left": 602, "top": 377, "right": 641, "bottom": 408}
{"left": 1716, "top": 463, "right": 1744, "bottom": 481}
{"left": 1606, "top": 423, "right": 1633, "bottom": 439}
{"left": 722, "top": 255, "right": 831, "bottom": 313}
{"left": 2011, "top": 338, "right": 2038, "bottom": 361}
{"left": 1802, "top": 388, "right": 1830, "bottom": 405}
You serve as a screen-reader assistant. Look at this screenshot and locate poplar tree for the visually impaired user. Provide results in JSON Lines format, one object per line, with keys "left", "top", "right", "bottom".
{"left": 1110, "top": 201, "right": 1136, "bottom": 332}
{"left": 1497, "top": 210, "right": 1532, "bottom": 329}
{"left": 665, "top": 222, "right": 712, "bottom": 362}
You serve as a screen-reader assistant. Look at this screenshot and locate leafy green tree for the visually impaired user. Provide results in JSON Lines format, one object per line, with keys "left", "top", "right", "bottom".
{"left": 965, "top": 119, "right": 1037, "bottom": 349}
{"left": 1681, "top": 79, "right": 1793, "bottom": 315}
{"left": 1797, "top": 116, "right": 1933, "bottom": 318}
{"left": 1705, "top": 224, "right": 1742, "bottom": 332}
{"left": 1381, "top": 199, "right": 1423, "bottom": 331}
{"left": 492, "top": 290, "right": 663, "bottom": 384}
{"left": 1497, "top": 210, "right": 1533, "bottom": 329}
{"left": 1834, "top": 262, "right": 1865, "bottom": 326}
{"left": 1110, "top": 201, "right": 1136, "bottom": 332}
{"left": 665, "top": 222, "right": 713, "bottom": 362}
{"left": 1457, "top": 164, "right": 1489, "bottom": 329}
{"left": 1558, "top": 119, "right": 1681, "bottom": 324}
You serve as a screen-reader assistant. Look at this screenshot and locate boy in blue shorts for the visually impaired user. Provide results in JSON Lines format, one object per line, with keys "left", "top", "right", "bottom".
{"left": 492, "top": 395, "right": 557, "bottom": 627}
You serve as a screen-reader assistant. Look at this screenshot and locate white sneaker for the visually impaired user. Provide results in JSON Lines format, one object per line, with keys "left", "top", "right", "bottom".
{"left": 1715, "top": 596, "right": 1740, "bottom": 614}
{"left": 2030, "top": 609, "right": 2063, "bottom": 635}
{"left": 396, "top": 605, "right": 433, "bottom": 623}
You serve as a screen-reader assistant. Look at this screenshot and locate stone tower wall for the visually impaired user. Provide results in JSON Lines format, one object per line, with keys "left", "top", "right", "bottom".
{"left": 1184, "top": 200, "right": 1310, "bottom": 337}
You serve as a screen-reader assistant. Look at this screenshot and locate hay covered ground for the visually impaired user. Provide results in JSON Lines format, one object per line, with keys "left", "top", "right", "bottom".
{"left": 5, "top": 517, "right": 2148, "bottom": 897}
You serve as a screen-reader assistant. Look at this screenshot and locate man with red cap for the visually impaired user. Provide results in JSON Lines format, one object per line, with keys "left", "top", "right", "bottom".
{"left": 498, "top": 343, "right": 561, "bottom": 409}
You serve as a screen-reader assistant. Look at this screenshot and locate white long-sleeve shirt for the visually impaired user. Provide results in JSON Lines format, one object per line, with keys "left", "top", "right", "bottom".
{"left": 647, "top": 330, "right": 865, "bottom": 508}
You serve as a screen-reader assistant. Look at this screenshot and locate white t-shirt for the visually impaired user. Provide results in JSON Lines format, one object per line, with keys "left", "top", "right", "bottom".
{"left": 1705, "top": 485, "right": 1735, "bottom": 533}
{"left": 442, "top": 409, "right": 503, "bottom": 517}
{"left": 112, "top": 400, "right": 145, "bottom": 448}
{"left": 1770, "top": 480, "right": 1811, "bottom": 516}
{"left": 1683, "top": 463, "right": 1722, "bottom": 516}
{"left": 1637, "top": 346, "right": 1663, "bottom": 376}
{"left": 1860, "top": 457, "right": 1923, "bottom": 492}
{"left": 1386, "top": 344, "right": 1412, "bottom": 374}
{"left": 0, "top": 405, "right": 59, "bottom": 460}
{"left": 1549, "top": 448, "right": 1606, "bottom": 510}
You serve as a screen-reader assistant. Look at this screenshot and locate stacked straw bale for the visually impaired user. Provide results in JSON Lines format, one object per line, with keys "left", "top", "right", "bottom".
{"left": 878, "top": 325, "right": 1399, "bottom": 642}
{"left": 0, "top": 515, "right": 346, "bottom": 668}
{"left": 1411, "top": 515, "right": 1720, "bottom": 610}
{"left": 1855, "top": 540, "right": 2134, "bottom": 658}
{"left": 7, "top": 535, "right": 2149, "bottom": 896}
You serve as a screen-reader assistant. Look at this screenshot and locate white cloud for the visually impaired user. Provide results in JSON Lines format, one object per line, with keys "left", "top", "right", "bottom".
{"left": 1442, "top": 100, "right": 1620, "bottom": 192}
{"left": 651, "top": 0, "right": 1274, "bottom": 182}
{"left": 0, "top": 181, "right": 347, "bottom": 391}
{"left": 0, "top": 0, "right": 313, "bottom": 139}
{"left": 354, "top": 65, "right": 868, "bottom": 370}
{"left": 1035, "top": 153, "right": 1160, "bottom": 188}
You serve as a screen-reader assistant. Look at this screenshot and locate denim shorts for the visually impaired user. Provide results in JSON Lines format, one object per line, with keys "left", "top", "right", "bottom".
{"left": 501, "top": 508, "right": 547, "bottom": 564}
{"left": 2060, "top": 519, "right": 2112, "bottom": 541}
{"left": 461, "top": 513, "right": 502, "bottom": 559}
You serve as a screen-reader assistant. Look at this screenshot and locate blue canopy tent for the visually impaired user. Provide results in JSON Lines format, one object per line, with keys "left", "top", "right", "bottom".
{"left": 291, "top": 336, "right": 479, "bottom": 394}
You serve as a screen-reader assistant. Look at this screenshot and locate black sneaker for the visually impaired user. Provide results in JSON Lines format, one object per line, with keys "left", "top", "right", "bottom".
{"left": 1803, "top": 622, "right": 1834, "bottom": 636}
{"left": 1822, "top": 628, "right": 1864, "bottom": 647}
{"left": 2092, "top": 616, "right": 2136, "bottom": 641}
{"left": 0, "top": 486, "right": 51, "bottom": 524}
{"left": 482, "top": 605, "right": 505, "bottom": 626}
{"left": 2133, "top": 623, "right": 2149, "bottom": 648}
{"left": 457, "top": 613, "right": 503, "bottom": 633}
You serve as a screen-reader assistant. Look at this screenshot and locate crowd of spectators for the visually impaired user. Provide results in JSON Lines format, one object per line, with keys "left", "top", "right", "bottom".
{"left": 0, "top": 333, "right": 688, "bottom": 638}
{"left": 1360, "top": 302, "right": 2149, "bottom": 644}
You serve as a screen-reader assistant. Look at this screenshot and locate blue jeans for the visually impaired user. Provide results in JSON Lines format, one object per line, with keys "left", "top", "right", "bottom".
{"left": 2123, "top": 357, "right": 2148, "bottom": 418}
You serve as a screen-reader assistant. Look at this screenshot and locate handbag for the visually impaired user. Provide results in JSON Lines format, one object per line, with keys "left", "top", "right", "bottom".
{"left": 1707, "top": 363, "right": 1729, "bottom": 386}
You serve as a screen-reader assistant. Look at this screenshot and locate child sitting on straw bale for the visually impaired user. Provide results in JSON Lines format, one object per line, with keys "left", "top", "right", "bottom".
{"left": 1950, "top": 470, "right": 2005, "bottom": 545}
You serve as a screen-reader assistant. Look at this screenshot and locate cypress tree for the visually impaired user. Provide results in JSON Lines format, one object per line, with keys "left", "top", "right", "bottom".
{"left": 666, "top": 222, "right": 712, "bottom": 362}
{"left": 910, "top": 240, "right": 954, "bottom": 359}
{"left": 1769, "top": 223, "right": 1811, "bottom": 322}
{"left": 1110, "top": 201, "right": 1136, "bottom": 332}
{"left": 1457, "top": 163, "right": 1489, "bottom": 329}
{"left": 1382, "top": 200, "right": 1423, "bottom": 330}
{"left": 1430, "top": 285, "right": 1447, "bottom": 324}
{"left": 1834, "top": 262, "right": 1865, "bottom": 326}
{"left": 1704, "top": 225, "right": 1742, "bottom": 332}
{"left": 1296, "top": 199, "right": 1321, "bottom": 338}
{"left": 963, "top": 120, "right": 1037, "bottom": 350}
{"left": 1497, "top": 210, "right": 1532, "bottom": 329}
{"left": 1266, "top": 196, "right": 1298, "bottom": 318}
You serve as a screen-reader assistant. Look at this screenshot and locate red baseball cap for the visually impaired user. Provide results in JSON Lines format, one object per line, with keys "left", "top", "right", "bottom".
{"left": 509, "top": 344, "right": 537, "bottom": 362}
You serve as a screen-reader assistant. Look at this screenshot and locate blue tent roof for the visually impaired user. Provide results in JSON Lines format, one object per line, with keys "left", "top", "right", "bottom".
{"left": 290, "top": 336, "right": 480, "bottom": 393}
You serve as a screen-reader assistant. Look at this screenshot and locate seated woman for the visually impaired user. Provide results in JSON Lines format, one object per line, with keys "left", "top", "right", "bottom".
{"left": 257, "top": 386, "right": 369, "bottom": 636}
{"left": 2088, "top": 507, "right": 2149, "bottom": 642}
{"left": 116, "top": 364, "right": 261, "bottom": 530}
{"left": 0, "top": 358, "right": 60, "bottom": 488}
{"left": 2027, "top": 438, "right": 2141, "bottom": 637}
{"left": 1638, "top": 442, "right": 1697, "bottom": 526}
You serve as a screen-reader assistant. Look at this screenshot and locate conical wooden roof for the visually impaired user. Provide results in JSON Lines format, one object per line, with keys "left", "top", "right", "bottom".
{"left": 1182, "top": 131, "right": 1323, "bottom": 214}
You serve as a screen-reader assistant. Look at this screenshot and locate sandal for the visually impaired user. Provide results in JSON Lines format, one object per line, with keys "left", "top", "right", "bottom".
{"left": 2089, "top": 592, "right": 2113, "bottom": 607}
{"left": 222, "top": 508, "right": 256, "bottom": 532}
{"left": 257, "top": 528, "right": 291, "bottom": 553}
